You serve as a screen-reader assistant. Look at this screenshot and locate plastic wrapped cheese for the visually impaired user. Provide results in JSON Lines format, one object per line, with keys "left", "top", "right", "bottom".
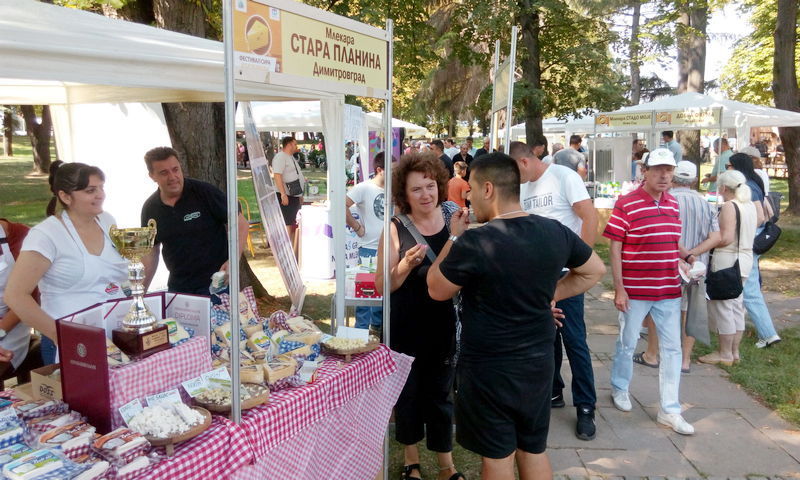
{"left": 92, "top": 428, "right": 148, "bottom": 457}
{"left": 73, "top": 460, "right": 110, "bottom": 480}
{"left": 38, "top": 421, "right": 95, "bottom": 448}
{"left": 3, "top": 449, "right": 63, "bottom": 480}
{"left": 0, "top": 443, "right": 35, "bottom": 467}
{"left": 116, "top": 455, "right": 150, "bottom": 477}
{"left": 162, "top": 318, "right": 191, "bottom": 345}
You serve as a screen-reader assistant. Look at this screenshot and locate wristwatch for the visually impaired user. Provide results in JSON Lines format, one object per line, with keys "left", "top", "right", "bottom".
{"left": 448, "top": 235, "right": 459, "bottom": 243}
{"left": 684, "top": 254, "right": 694, "bottom": 262}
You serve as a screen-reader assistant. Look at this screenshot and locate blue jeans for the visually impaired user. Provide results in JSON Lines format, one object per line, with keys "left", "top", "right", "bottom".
{"left": 553, "top": 293, "right": 596, "bottom": 409}
{"left": 41, "top": 335, "right": 57, "bottom": 365}
{"left": 611, "top": 297, "right": 682, "bottom": 414}
{"left": 355, "top": 247, "right": 383, "bottom": 329}
{"left": 743, "top": 235, "right": 777, "bottom": 340}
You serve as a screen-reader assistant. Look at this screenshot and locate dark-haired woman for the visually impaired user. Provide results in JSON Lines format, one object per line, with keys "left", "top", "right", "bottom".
{"left": 6, "top": 162, "right": 128, "bottom": 364}
{"left": 727, "top": 153, "right": 781, "bottom": 349}
{"left": 376, "top": 152, "right": 464, "bottom": 480}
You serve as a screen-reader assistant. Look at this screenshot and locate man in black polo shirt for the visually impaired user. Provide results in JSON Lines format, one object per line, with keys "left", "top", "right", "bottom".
{"left": 427, "top": 153, "right": 605, "bottom": 479}
{"left": 140, "top": 147, "right": 248, "bottom": 294}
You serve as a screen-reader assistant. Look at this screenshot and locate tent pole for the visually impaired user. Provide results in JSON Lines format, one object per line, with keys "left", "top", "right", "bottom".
{"left": 382, "top": 18, "right": 394, "bottom": 480}
{"left": 222, "top": 0, "right": 241, "bottom": 424}
{"left": 504, "top": 26, "right": 518, "bottom": 153}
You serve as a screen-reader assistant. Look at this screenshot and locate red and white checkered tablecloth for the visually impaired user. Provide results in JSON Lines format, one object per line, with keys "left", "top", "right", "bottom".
{"left": 230, "top": 349, "right": 413, "bottom": 480}
{"left": 133, "top": 416, "right": 253, "bottom": 480}
{"left": 237, "top": 344, "right": 399, "bottom": 460}
{"left": 108, "top": 337, "right": 212, "bottom": 428}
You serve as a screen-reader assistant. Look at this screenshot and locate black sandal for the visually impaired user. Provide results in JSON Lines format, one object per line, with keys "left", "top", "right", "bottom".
{"left": 447, "top": 473, "right": 466, "bottom": 480}
{"left": 402, "top": 464, "right": 422, "bottom": 480}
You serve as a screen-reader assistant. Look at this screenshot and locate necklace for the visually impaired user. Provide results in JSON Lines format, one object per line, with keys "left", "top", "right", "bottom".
{"left": 493, "top": 209, "right": 526, "bottom": 220}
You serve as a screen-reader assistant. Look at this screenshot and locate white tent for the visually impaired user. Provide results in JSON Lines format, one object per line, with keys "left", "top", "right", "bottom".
{"left": 0, "top": 0, "right": 349, "bottom": 294}
{"left": 614, "top": 92, "right": 800, "bottom": 145}
{"left": 365, "top": 112, "right": 429, "bottom": 137}
{"left": 509, "top": 113, "right": 596, "bottom": 141}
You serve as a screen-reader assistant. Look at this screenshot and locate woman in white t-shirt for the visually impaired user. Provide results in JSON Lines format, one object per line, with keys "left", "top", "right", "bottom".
{"left": 5, "top": 162, "right": 128, "bottom": 364}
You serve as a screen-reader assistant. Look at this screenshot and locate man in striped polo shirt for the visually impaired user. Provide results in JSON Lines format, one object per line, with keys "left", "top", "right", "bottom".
{"left": 604, "top": 148, "right": 696, "bottom": 435}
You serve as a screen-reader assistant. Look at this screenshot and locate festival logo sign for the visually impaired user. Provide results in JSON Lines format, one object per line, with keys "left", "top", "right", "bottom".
{"left": 233, "top": 0, "right": 389, "bottom": 97}
{"left": 654, "top": 107, "right": 721, "bottom": 128}
{"left": 595, "top": 112, "right": 653, "bottom": 129}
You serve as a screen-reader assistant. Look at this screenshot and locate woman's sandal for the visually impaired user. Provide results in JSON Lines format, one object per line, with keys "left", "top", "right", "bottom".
{"left": 446, "top": 473, "right": 466, "bottom": 480}
{"left": 632, "top": 351, "right": 659, "bottom": 368}
{"left": 402, "top": 464, "right": 422, "bottom": 480}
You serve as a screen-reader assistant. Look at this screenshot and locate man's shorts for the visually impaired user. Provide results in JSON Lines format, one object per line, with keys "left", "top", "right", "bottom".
{"left": 277, "top": 193, "right": 301, "bottom": 226}
{"left": 456, "top": 354, "right": 553, "bottom": 459}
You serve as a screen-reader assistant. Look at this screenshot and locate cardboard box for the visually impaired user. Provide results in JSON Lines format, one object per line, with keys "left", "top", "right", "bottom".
{"left": 355, "top": 273, "right": 379, "bottom": 298}
{"left": 31, "top": 364, "right": 62, "bottom": 401}
{"left": 13, "top": 383, "right": 34, "bottom": 401}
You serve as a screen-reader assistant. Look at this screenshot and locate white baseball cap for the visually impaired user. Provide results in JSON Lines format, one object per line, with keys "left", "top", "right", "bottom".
{"left": 675, "top": 161, "right": 697, "bottom": 179}
{"left": 739, "top": 146, "right": 762, "bottom": 158}
{"left": 645, "top": 148, "right": 677, "bottom": 167}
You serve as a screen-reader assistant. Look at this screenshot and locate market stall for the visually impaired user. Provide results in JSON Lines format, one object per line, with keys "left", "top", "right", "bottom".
{"left": 0, "top": 1, "right": 405, "bottom": 479}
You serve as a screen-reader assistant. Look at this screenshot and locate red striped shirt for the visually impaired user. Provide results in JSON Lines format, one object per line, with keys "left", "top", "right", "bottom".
{"left": 603, "top": 186, "right": 682, "bottom": 301}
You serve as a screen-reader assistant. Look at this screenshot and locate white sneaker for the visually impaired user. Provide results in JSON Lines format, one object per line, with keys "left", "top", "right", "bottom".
{"left": 755, "top": 335, "right": 781, "bottom": 349}
{"left": 657, "top": 411, "right": 695, "bottom": 435}
{"left": 612, "top": 390, "right": 632, "bottom": 412}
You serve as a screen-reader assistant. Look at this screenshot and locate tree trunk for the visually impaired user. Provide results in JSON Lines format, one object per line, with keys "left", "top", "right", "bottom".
{"left": 676, "top": 5, "right": 707, "bottom": 176}
{"left": 773, "top": 0, "right": 800, "bottom": 214}
{"left": 519, "top": 1, "right": 546, "bottom": 150}
{"left": 629, "top": 0, "right": 642, "bottom": 105}
{"left": 2, "top": 107, "right": 12, "bottom": 156}
{"left": 20, "top": 105, "right": 52, "bottom": 174}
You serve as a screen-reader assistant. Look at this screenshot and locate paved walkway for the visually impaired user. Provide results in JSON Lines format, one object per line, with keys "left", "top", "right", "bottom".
{"left": 548, "top": 283, "right": 800, "bottom": 479}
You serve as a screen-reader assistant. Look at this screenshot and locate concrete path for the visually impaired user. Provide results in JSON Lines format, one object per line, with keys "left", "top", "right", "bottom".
{"left": 548, "top": 283, "right": 800, "bottom": 479}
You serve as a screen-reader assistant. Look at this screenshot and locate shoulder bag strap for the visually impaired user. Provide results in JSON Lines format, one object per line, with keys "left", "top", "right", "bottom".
{"left": 396, "top": 213, "right": 438, "bottom": 264}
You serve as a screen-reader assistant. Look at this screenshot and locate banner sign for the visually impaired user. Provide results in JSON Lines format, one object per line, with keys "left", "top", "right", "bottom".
{"left": 595, "top": 112, "right": 654, "bottom": 129}
{"left": 491, "top": 59, "right": 511, "bottom": 113}
{"left": 233, "top": 0, "right": 389, "bottom": 98}
{"left": 241, "top": 102, "right": 307, "bottom": 312}
{"left": 654, "top": 107, "right": 722, "bottom": 128}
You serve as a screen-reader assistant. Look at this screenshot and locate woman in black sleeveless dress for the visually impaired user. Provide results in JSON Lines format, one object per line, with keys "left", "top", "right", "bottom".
{"left": 377, "top": 152, "right": 464, "bottom": 480}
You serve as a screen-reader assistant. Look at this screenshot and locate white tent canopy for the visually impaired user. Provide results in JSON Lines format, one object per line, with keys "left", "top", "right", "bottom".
{"left": 612, "top": 92, "right": 800, "bottom": 146}
{"left": 0, "top": 0, "right": 340, "bottom": 105}
{"left": 365, "top": 112, "right": 429, "bottom": 137}
{"left": 510, "top": 113, "right": 596, "bottom": 140}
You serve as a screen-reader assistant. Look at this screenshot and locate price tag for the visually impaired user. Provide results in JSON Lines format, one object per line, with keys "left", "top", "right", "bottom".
{"left": 181, "top": 376, "right": 208, "bottom": 398}
{"left": 202, "top": 367, "right": 232, "bottom": 389}
{"left": 118, "top": 399, "right": 144, "bottom": 426}
{"left": 145, "top": 388, "right": 182, "bottom": 407}
{"left": 335, "top": 326, "right": 368, "bottom": 341}
{"left": 298, "top": 360, "right": 319, "bottom": 383}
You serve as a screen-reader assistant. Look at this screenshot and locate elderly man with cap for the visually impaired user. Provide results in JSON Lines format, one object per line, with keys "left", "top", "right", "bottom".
{"left": 634, "top": 161, "right": 721, "bottom": 374}
{"left": 604, "top": 148, "right": 697, "bottom": 435}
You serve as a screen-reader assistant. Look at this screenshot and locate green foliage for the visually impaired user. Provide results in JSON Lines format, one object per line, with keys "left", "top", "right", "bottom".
{"left": 720, "top": 0, "right": 800, "bottom": 105}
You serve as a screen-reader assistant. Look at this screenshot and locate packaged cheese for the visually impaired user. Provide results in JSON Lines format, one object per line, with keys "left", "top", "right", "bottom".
{"left": 236, "top": 363, "right": 264, "bottom": 384}
{"left": 162, "top": 318, "right": 192, "bottom": 345}
{"left": 106, "top": 339, "right": 131, "bottom": 367}
{"left": 3, "top": 449, "right": 63, "bottom": 480}
{"left": 73, "top": 460, "right": 110, "bottom": 480}
{"left": 283, "top": 332, "right": 321, "bottom": 345}
{"left": 0, "top": 443, "right": 35, "bottom": 467}
{"left": 116, "top": 455, "right": 150, "bottom": 477}
{"left": 92, "top": 428, "right": 148, "bottom": 457}
{"left": 26, "top": 412, "right": 80, "bottom": 432}
{"left": 287, "top": 316, "right": 321, "bottom": 333}
{"left": 38, "top": 421, "right": 95, "bottom": 448}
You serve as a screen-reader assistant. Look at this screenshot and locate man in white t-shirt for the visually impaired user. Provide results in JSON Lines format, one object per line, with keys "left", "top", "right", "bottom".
{"left": 444, "top": 138, "right": 460, "bottom": 160}
{"left": 272, "top": 136, "right": 306, "bottom": 248}
{"left": 510, "top": 140, "right": 599, "bottom": 442}
{"left": 345, "top": 152, "right": 387, "bottom": 330}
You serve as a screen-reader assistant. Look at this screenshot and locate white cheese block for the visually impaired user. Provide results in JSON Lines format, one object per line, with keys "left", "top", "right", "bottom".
{"left": 3, "top": 449, "right": 63, "bottom": 480}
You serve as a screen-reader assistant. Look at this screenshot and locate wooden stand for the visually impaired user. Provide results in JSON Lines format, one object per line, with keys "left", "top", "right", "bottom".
{"left": 112, "top": 324, "right": 171, "bottom": 359}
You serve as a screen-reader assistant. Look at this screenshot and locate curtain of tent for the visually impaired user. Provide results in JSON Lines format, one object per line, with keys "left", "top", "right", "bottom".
{"left": 321, "top": 98, "right": 347, "bottom": 326}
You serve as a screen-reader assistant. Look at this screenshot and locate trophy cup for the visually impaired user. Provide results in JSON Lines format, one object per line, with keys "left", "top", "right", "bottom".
{"left": 109, "top": 219, "right": 171, "bottom": 359}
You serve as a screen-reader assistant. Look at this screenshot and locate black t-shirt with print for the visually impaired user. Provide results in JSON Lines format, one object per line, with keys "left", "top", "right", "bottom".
{"left": 440, "top": 215, "right": 592, "bottom": 366}
{"left": 141, "top": 178, "right": 229, "bottom": 294}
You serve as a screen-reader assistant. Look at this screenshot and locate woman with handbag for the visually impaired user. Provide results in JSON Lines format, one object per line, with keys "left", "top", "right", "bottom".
{"left": 699, "top": 170, "right": 757, "bottom": 366}
{"left": 376, "top": 152, "right": 465, "bottom": 480}
{"left": 728, "top": 153, "right": 781, "bottom": 348}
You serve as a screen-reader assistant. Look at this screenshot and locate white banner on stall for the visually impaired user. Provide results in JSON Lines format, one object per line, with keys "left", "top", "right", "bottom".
{"left": 241, "top": 102, "right": 307, "bottom": 312}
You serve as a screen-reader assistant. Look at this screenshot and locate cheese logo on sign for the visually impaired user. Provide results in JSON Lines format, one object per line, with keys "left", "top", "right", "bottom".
{"left": 596, "top": 115, "right": 610, "bottom": 126}
{"left": 246, "top": 15, "right": 271, "bottom": 55}
{"left": 656, "top": 112, "right": 672, "bottom": 124}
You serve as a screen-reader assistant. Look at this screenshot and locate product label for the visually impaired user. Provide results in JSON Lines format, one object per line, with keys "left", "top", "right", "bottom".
{"left": 181, "top": 377, "right": 208, "bottom": 398}
{"left": 145, "top": 389, "right": 182, "bottom": 407}
{"left": 118, "top": 399, "right": 144, "bottom": 426}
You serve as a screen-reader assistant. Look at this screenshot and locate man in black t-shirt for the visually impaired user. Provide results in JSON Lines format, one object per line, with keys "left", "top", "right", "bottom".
{"left": 427, "top": 153, "right": 605, "bottom": 480}
{"left": 140, "top": 147, "right": 249, "bottom": 295}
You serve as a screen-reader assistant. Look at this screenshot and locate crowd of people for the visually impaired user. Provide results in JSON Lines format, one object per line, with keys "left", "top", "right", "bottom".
{"left": 0, "top": 128, "right": 786, "bottom": 480}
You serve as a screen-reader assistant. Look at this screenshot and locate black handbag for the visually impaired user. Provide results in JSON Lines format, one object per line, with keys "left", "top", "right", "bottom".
{"left": 753, "top": 215, "right": 781, "bottom": 255}
{"left": 706, "top": 203, "right": 743, "bottom": 301}
{"left": 284, "top": 156, "right": 304, "bottom": 196}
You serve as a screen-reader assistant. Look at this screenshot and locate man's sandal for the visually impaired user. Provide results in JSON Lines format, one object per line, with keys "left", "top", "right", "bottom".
{"left": 402, "top": 464, "right": 422, "bottom": 480}
{"left": 446, "top": 474, "right": 466, "bottom": 480}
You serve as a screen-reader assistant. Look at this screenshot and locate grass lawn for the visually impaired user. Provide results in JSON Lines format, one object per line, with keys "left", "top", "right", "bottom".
{"left": 694, "top": 325, "right": 800, "bottom": 427}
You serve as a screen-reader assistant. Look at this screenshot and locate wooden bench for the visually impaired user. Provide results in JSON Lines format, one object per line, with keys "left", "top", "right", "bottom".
{"left": 766, "top": 164, "right": 789, "bottom": 179}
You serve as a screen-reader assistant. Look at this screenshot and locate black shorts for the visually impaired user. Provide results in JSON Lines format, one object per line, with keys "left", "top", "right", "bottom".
{"left": 455, "top": 355, "right": 553, "bottom": 458}
{"left": 278, "top": 193, "right": 301, "bottom": 226}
